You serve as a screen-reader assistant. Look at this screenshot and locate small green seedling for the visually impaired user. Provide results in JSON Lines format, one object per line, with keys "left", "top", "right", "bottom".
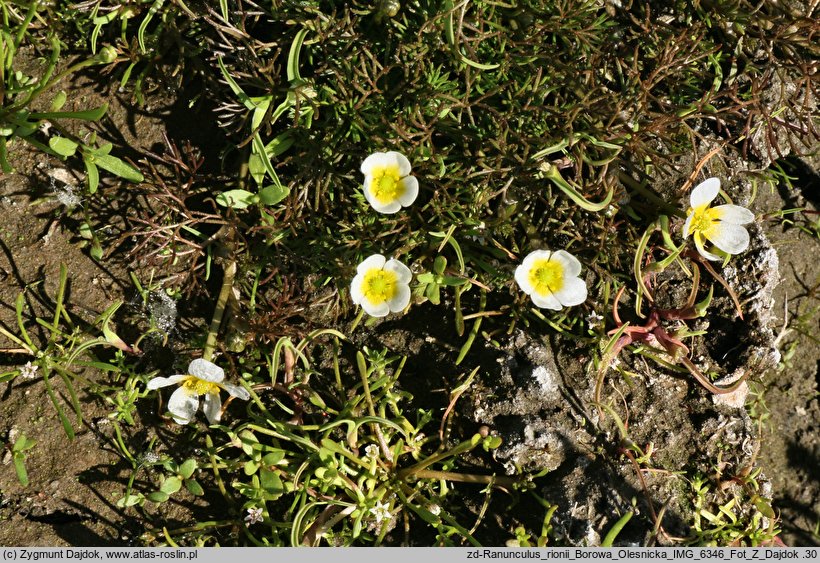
{"left": 416, "top": 256, "right": 469, "bottom": 305}
{"left": 10, "top": 433, "right": 36, "bottom": 487}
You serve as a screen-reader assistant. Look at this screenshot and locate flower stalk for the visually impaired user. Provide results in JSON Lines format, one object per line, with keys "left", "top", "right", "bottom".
{"left": 203, "top": 259, "right": 237, "bottom": 362}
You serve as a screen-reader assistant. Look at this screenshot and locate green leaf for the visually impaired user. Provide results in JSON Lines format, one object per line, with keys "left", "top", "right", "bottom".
{"left": 49, "top": 136, "right": 78, "bottom": 158}
{"left": 250, "top": 96, "right": 272, "bottom": 131}
{"left": 441, "top": 275, "right": 468, "bottom": 286}
{"left": 216, "top": 189, "right": 257, "bottom": 209}
{"left": 78, "top": 222, "right": 94, "bottom": 240}
{"left": 244, "top": 460, "right": 260, "bottom": 476}
{"left": 251, "top": 132, "right": 282, "bottom": 188}
{"left": 543, "top": 164, "right": 613, "bottom": 212}
{"left": 159, "top": 476, "right": 182, "bottom": 495}
{"left": 50, "top": 91, "right": 67, "bottom": 111}
{"left": 601, "top": 512, "right": 633, "bottom": 547}
{"left": 29, "top": 103, "right": 108, "bottom": 121}
{"left": 425, "top": 283, "right": 441, "bottom": 305}
{"left": 85, "top": 160, "right": 99, "bottom": 194}
{"left": 287, "top": 28, "right": 309, "bottom": 82}
{"left": 261, "top": 451, "right": 286, "bottom": 466}
{"left": 217, "top": 56, "right": 255, "bottom": 111}
{"left": 484, "top": 435, "right": 503, "bottom": 449}
{"left": 147, "top": 491, "right": 169, "bottom": 503}
{"left": 14, "top": 121, "right": 37, "bottom": 138}
{"left": 754, "top": 497, "right": 775, "bottom": 519}
{"left": 433, "top": 255, "right": 447, "bottom": 275}
{"left": 259, "top": 468, "right": 284, "bottom": 497}
{"left": 265, "top": 133, "right": 295, "bottom": 158}
{"left": 92, "top": 154, "right": 143, "bottom": 182}
{"left": 178, "top": 459, "right": 197, "bottom": 480}
{"left": 460, "top": 55, "right": 499, "bottom": 70}
{"left": 43, "top": 371, "right": 75, "bottom": 440}
{"left": 117, "top": 494, "right": 144, "bottom": 508}
{"left": 416, "top": 273, "right": 435, "bottom": 284}
{"left": 258, "top": 185, "right": 290, "bottom": 206}
{"left": 13, "top": 455, "right": 29, "bottom": 487}
{"left": 89, "top": 241, "right": 103, "bottom": 261}
{"left": 239, "top": 430, "right": 259, "bottom": 455}
{"left": 137, "top": 0, "right": 164, "bottom": 54}
{"left": 185, "top": 479, "right": 204, "bottom": 496}
{"left": 248, "top": 153, "right": 266, "bottom": 186}
{"left": 13, "top": 435, "right": 36, "bottom": 452}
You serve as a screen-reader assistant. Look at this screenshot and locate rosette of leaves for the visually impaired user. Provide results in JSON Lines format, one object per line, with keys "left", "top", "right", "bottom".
{"left": 231, "top": 430, "right": 286, "bottom": 503}
{"left": 416, "top": 256, "right": 469, "bottom": 305}
{"left": 147, "top": 458, "right": 204, "bottom": 503}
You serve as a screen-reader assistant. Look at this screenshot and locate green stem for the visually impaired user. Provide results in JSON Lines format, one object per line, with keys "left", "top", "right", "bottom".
{"left": 411, "top": 469, "right": 519, "bottom": 488}
{"left": 397, "top": 439, "right": 477, "bottom": 480}
{"left": 203, "top": 260, "right": 236, "bottom": 362}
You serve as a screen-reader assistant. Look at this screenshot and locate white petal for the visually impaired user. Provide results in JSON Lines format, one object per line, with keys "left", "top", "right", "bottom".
{"left": 357, "top": 254, "right": 386, "bottom": 275}
{"left": 202, "top": 393, "right": 223, "bottom": 424}
{"left": 712, "top": 204, "right": 754, "bottom": 225}
{"left": 168, "top": 387, "right": 199, "bottom": 425}
{"left": 385, "top": 283, "right": 411, "bottom": 313}
{"left": 514, "top": 263, "right": 535, "bottom": 295}
{"left": 530, "top": 291, "right": 562, "bottom": 310}
{"left": 690, "top": 178, "right": 720, "bottom": 208}
{"left": 397, "top": 175, "right": 419, "bottom": 207}
{"left": 361, "top": 299, "right": 390, "bottom": 318}
{"left": 369, "top": 198, "right": 402, "bottom": 214}
{"left": 360, "top": 152, "right": 390, "bottom": 175}
{"left": 520, "top": 250, "right": 551, "bottom": 272}
{"left": 682, "top": 212, "right": 694, "bottom": 239}
{"left": 705, "top": 223, "right": 750, "bottom": 255}
{"left": 188, "top": 358, "right": 224, "bottom": 383}
{"left": 362, "top": 176, "right": 375, "bottom": 199}
{"left": 551, "top": 275, "right": 588, "bottom": 307}
{"left": 383, "top": 259, "right": 412, "bottom": 284}
{"left": 350, "top": 273, "right": 365, "bottom": 305}
{"left": 694, "top": 232, "right": 722, "bottom": 261}
{"left": 551, "top": 250, "right": 582, "bottom": 277}
{"left": 384, "top": 151, "right": 412, "bottom": 176}
{"left": 220, "top": 382, "right": 250, "bottom": 400}
{"left": 146, "top": 375, "right": 187, "bottom": 390}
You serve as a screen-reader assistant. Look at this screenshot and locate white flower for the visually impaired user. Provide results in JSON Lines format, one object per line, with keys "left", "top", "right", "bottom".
{"left": 370, "top": 500, "right": 391, "bottom": 524}
{"left": 586, "top": 311, "right": 604, "bottom": 330}
{"left": 514, "top": 250, "right": 588, "bottom": 310}
{"left": 244, "top": 507, "right": 264, "bottom": 525}
{"left": 350, "top": 254, "right": 412, "bottom": 317}
{"left": 360, "top": 151, "right": 419, "bottom": 214}
{"left": 146, "top": 359, "right": 250, "bottom": 425}
{"left": 19, "top": 361, "right": 39, "bottom": 380}
{"left": 682, "top": 177, "right": 755, "bottom": 261}
{"left": 364, "top": 444, "right": 380, "bottom": 459}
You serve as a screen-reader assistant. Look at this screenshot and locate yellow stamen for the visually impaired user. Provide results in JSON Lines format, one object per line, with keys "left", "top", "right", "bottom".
{"left": 369, "top": 165, "right": 404, "bottom": 204}
{"left": 689, "top": 205, "right": 721, "bottom": 236}
{"left": 182, "top": 376, "right": 220, "bottom": 396}
{"left": 528, "top": 258, "right": 564, "bottom": 295}
{"left": 361, "top": 268, "right": 399, "bottom": 303}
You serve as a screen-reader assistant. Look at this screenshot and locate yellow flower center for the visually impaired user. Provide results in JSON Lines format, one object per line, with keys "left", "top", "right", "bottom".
{"left": 361, "top": 268, "right": 399, "bottom": 303}
{"left": 182, "top": 376, "right": 220, "bottom": 396}
{"left": 369, "top": 165, "right": 404, "bottom": 204}
{"left": 528, "top": 258, "right": 564, "bottom": 295}
{"left": 689, "top": 205, "right": 721, "bottom": 236}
